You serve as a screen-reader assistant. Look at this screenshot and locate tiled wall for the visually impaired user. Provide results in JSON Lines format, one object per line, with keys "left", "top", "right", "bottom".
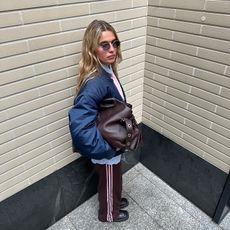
{"left": 144, "top": 0, "right": 230, "bottom": 173}
{"left": 0, "top": 0, "right": 147, "bottom": 202}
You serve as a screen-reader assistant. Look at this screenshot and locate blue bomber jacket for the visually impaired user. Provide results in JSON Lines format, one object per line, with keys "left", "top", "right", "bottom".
{"left": 68, "top": 68, "right": 125, "bottom": 160}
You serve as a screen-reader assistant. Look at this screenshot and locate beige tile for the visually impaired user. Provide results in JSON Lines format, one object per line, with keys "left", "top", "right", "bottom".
{"left": 0, "top": 165, "right": 25, "bottom": 184}
{"left": 208, "top": 139, "right": 229, "bottom": 157}
{"left": 0, "top": 0, "right": 57, "bottom": 11}
{"left": 123, "top": 45, "right": 145, "bottom": 59}
{"left": 155, "top": 73, "right": 190, "bottom": 93}
{"left": 51, "top": 133, "right": 71, "bottom": 149}
{"left": 168, "top": 87, "right": 216, "bottom": 112}
{"left": 0, "top": 66, "right": 34, "bottom": 86}
{"left": 161, "top": 119, "right": 183, "bottom": 137}
{"left": 216, "top": 106, "right": 230, "bottom": 120}
{"left": 0, "top": 180, "right": 29, "bottom": 202}
{"left": 1, "top": 127, "right": 48, "bottom": 155}
{"left": 6, "top": 89, "right": 70, "bottom": 120}
{"left": 133, "top": 0, "right": 148, "bottom": 7}
{"left": 191, "top": 87, "right": 229, "bottom": 109}
{"left": 221, "top": 87, "right": 230, "bottom": 100}
{"left": 0, "top": 150, "right": 19, "bottom": 166}
{"left": 39, "top": 77, "right": 76, "bottom": 97}
{"left": 14, "top": 110, "right": 67, "bottom": 139}
{"left": 54, "top": 148, "right": 73, "bottom": 162}
{"left": 19, "top": 144, "right": 51, "bottom": 168}
{"left": 19, "top": 126, "right": 69, "bottom": 155}
{"left": 1, "top": 89, "right": 39, "bottom": 110}
{"left": 51, "top": 154, "right": 78, "bottom": 173}
{"left": 0, "top": 12, "right": 22, "bottom": 28}
{"left": 146, "top": 36, "right": 157, "bottom": 46}
{"left": 159, "top": 0, "right": 205, "bottom": 10}
{"left": 22, "top": 4, "right": 89, "bottom": 24}
{"left": 132, "top": 36, "right": 147, "bottom": 48}
{"left": 202, "top": 25, "right": 230, "bottom": 41}
{"left": 0, "top": 109, "right": 44, "bottom": 135}
{"left": 119, "top": 62, "right": 144, "bottom": 77}
{"left": 133, "top": 17, "right": 147, "bottom": 28}
{"left": 143, "top": 104, "right": 164, "bottom": 120}
{"left": 145, "top": 53, "right": 156, "bottom": 64}
{"left": 116, "top": 7, "right": 147, "bottom": 21}
{"left": 43, "top": 97, "right": 73, "bottom": 116}
{"left": 47, "top": 117, "right": 69, "bottom": 133}
{"left": 0, "top": 69, "right": 66, "bottom": 98}
{"left": 198, "top": 48, "right": 230, "bottom": 66}
{"left": 185, "top": 119, "right": 230, "bottom": 148}
{"left": 0, "top": 46, "right": 65, "bottom": 73}
{"left": 157, "top": 38, "right": 197, "bottom": 56}
{"left": 58, "top": 0, "right": 91, "bottom": 4}
{"left": 119, "top": 27, "right": 146, "bottom": 42}
{"left": 171, "top": 52, "right": 226, "bottom": 75}
{"left": 145, "top": 62, "right": 168, "bottom": 76}
{"left": 206, "top": 1, "right": 230, "bottom": 14}
{"left": 61, "top": 13, "right": 115, "bottom": 32}
{"left": 156, "top": 56, "right": 193, "bottom": 75}
{"left": 169, "top": 70, "right": 220, "bottom": 95}
{"left": 90, "top": 0, "right": 132, "bottom": 14}
{"left": 145, "top": 77, "right": 166, "bottom": 93}
{"left": 28, "top": 161, "right": 56, "bottom": 185}
{"left": 173, "top": 31, "right": 230, "bottom": 54}
{"left": 144, "top": 91, "right": 165, "bottom": 106}
{"left": 147, "top": 26, "right": 173, "bottom": 40}
{"left": 166, "top": 102, "right": 211, "bottom": 128}
{"left": 149, "top": 6, "right": 176, "bottom": 19}
{"left": 24, "top": 150, "right": 55, "bottom": 171}
{"left": 189, "top": 104, "right": 230, "bottom": 130}
{"left": 0, "top": 130, "right": 14, "bottom": 145}
{"left": 29, "top": 29, "right": 84, "bottom": 51}
{"left": 113, "top": 20, "right": 132, "bottom": 32}
{"left": 184, "top": 134, "right": 230, "bottom": 165}
{"left": 194, "top": 69, "right": 230, "bottom": 88}
{"left": 165, "top": 116, "right": 208, "bottom": 143}
{"left": 212, "top": 123, "right": 230, "bottom": 140}
{"left": 154, "top": 87, "right": 188, "bottom": 109}
{"left": 226, "top": 67, "right": 230, "bottom": 77}
{"left": 0, "top": 21, "right": 60, "bottom": 43}
{"left": 148, "top": 0, "right": 160, "bottom": 6}
{"left": 147, "top": 16, "right": 159, "bottom": 27}
{"left": 34, "top": 54, "right": 79, "bottom": 75}
{"left": 146, "top": 44, "right": 171, "bottom": 59}
{"left": 0, "top": 111, "right": 8, "bottom": 123}
{"left": 0, "top": 41, "right": 29, "bottom": 58}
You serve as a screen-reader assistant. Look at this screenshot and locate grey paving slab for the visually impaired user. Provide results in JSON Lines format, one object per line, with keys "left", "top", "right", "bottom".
{"left": 220, "top": 212, "right": 230, "bottom": 230}
{"left": 47, "top": 216, "right": 76, "bottom": 230}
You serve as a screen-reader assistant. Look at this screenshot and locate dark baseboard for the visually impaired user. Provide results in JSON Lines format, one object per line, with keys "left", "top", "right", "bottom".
{"left": 140, "top": 124, "right": 229, "bottom": 223}
{"left": 0, "top": 150, "right": 140, "bottom": 230}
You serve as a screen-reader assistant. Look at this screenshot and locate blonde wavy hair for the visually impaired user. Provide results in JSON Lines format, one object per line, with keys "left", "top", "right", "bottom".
{"left": 77, "top": 20, "right": 122, "bottom": 89}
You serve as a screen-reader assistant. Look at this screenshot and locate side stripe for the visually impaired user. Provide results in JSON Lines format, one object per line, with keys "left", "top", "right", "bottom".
{"left": 106, "top": 165, "right": 113, "bottom": 222}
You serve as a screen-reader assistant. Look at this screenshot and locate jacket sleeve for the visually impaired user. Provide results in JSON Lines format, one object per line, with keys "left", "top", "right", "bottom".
{"left": 68, "top": 80, "right": 117, "bottom": 159}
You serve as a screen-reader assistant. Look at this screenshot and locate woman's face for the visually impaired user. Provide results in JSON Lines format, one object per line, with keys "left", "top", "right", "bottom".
{"left": 96, "top": 30, "right": 119, "bottom": 65}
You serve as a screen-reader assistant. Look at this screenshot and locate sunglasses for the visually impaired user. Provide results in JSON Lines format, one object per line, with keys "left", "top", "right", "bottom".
{"left": 99, "top": 39, "right": 120, "bottom": 51}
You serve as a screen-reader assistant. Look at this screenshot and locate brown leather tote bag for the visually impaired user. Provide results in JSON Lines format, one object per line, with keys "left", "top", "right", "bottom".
{"left": 97, "top": 98, "right": 142, "bottom": 151}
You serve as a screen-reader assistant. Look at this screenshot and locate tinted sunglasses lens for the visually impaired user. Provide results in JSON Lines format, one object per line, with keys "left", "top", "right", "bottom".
{"left": 101, "top": 42, "right": 110, "bottom": 50}
{"left": 112, "top": 40, "right": 120, "bottom": 48}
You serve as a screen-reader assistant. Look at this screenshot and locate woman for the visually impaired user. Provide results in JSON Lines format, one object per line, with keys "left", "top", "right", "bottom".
{"left": 69, "top": 20, "right": 129, "bottom": 222}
